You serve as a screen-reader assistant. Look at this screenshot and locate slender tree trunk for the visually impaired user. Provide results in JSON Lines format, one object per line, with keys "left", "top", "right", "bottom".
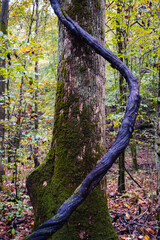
{"left": 0, "top": 0, "right": 9, "bottom": 187}
{"left": 6, "top": 77, "right": 11, "bottom": 163}
{"left": 33, "top": 0, "right": 40, "bottom": 168}
{"left": 130, "top": 135, "right": 138, "bottom": 171}
{"left": 11, "top": 75, "right": 24, "bottom": 194}
{"left": 116, "top": 0, "right": 125, "bottom": 192}
{"left": 6, "top": 53, "right": 13, "bottom": 163}
{"left": 27, "top": 0, "right": 119, "bottom": 239}
{"left": 27, "top": 0, "right": 35, "bottom": 43}
{"left": 155, "top": 61, "right": 160, "bottom": 220}
{"left": 123, "top": 8, "right": 138, "bottom": 172}
{"left": 118, "top": 151, "right": 125, "bottom": 192}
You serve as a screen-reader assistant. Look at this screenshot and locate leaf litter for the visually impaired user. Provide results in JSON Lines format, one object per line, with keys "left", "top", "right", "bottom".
{"left": 0, "top": 145, "right": 159, "bottom": 240}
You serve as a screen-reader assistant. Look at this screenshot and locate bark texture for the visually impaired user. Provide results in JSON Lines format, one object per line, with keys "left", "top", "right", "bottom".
{"left": 24, "top": 0, "right": 140, "bottom": 239}
{"left": 26, "top": 0, "right": 118, "bottom": 239}
{"left": 0, "top": 0, "right": 9, "bottom": 185}
{"left": 116, "top": 0, "right": 126, "bottom": 193}
{"left": 155, "top": 65, "right": 160, "bottom": 220}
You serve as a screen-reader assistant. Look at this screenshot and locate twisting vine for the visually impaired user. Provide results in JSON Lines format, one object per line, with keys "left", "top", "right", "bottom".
{"left": 24, "top": 0, "right": 140, "bottom": 239}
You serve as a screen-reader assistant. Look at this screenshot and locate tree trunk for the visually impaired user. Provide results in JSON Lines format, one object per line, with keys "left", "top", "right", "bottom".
{"left": 27, "top": 0, "right": 118, "bottom": 239}
{"left": 155, "top": 63, "right": 160, "bottom": 220}
{"left": 118, "top": 151, "right": 125, "bottom": 192}
{"left": 0, "top": 0, "right": 9, "bottom": 187}
{"left": 116, "top": 0, "right": 125, "bottom": 193}
{"left": 130, "top": 134, "right": 138, "bottom": 171}
{"left": 33, "top": 0, "right": 40, "bottom": 168}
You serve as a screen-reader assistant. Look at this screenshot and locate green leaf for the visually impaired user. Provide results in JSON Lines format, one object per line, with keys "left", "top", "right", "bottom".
{"left": 11, "top": 228, "right": 16, "bottom": 235}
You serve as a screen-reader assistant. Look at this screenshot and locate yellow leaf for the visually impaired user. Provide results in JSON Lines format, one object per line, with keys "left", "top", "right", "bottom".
{"left": 125, "top": 212, "right": 130, "bottom": 219}
{"left": 144, "top": 235, "right": 150, "bottom": 240}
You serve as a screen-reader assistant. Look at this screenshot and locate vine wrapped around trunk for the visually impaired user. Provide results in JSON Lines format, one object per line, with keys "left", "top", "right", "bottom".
{"left": 23, "top": 0, "right": 140, "bottom": 239}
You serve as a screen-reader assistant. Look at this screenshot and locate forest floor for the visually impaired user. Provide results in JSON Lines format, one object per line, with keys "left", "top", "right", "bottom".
{"left": 0, "top": 144, "right": 159, "bottom": 240}
{"left": 107, "top": 145, "right": 158, "bottom": 240}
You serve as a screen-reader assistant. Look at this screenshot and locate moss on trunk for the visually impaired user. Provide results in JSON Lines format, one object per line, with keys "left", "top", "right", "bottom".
{"left": 26, "top": 146, "right": 55, "bottom": 229}
{"left": 27, "top": 0, "right": 119, "bottom": 239}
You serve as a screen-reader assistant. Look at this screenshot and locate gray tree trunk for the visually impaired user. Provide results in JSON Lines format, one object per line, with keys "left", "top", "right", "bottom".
{"left": 26, "top": 0, "right": 119, "bottom": 239}
{"left": 0, "top": 0, "right": 9, "bottom": 186}
{"left": 155, "top": 63, "right": 160, "bottom": 220}
{"left": 33, "top": 0, "right": 40, "bottom": 168}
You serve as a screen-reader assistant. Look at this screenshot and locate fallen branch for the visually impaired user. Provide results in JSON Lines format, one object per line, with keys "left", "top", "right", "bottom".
{"left": 124, "top": 166, "right": 145, "bottom": 192}
{"left": 110, "top": 208, "right": 159, "bottom": 238}
{"left": 23, "top": 0, "right": 140, "bottom": 239}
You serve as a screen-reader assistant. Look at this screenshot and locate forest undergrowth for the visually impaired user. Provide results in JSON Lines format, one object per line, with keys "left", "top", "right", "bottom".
{"left": 0, "top": 144, "right": 158, "bottom": 240}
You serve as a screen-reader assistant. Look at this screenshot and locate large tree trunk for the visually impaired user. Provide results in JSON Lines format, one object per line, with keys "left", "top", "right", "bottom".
{"left": 27, "top": 0, "right": 118, "bottom": 239}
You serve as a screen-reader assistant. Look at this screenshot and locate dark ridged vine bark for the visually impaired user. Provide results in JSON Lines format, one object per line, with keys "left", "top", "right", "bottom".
{"left": 23, "top": 0, "right": 140, "bottom": 239}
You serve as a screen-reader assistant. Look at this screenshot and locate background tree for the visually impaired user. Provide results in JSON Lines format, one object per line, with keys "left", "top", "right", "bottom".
{"left": 32, "top": 0, "right": 40, "bottom": 168}
{"left": 116, "top": 0, "right": 126, "bottom": 193}
{"left": 155, "top": 60, "right": 160, "bottom": 220}
{"left": 0, "top": 0, "right": 9, "bottom": 187}
{"left": 105, "top": 0, "right": 159, "bottom": 178}
{"left": 26, "top": 0, "right": 119, "bottom": 239}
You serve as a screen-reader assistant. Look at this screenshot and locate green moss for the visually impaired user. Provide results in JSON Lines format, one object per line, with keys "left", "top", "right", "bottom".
{"left": 65, "top": 0, "right": 91, "bottom": 29}
{"left": 79, "top": 65, "right": 87, "bottom": 73}
{"left": 101, "top": 26, "right": 104, "bottom": 36}
{"left": 50, "top": 187, "right": 118, "bottom": 240}
{"left": 88, "top": 28, "right": 93, "bottom": 35}
{"left": 26, "top": 145, "right": 55, "bottom": 229}
{"left": 95, "top": 0, "right": 101, "bottom": 10}
{"left": 27, "top": 70, "right": 118, "bottom": 240}
{"left": 61, "top": 65, "right": 67, "bottom": 78}
{"left": 0, "top": 21, "right": 7, "bottom": 34}
{"left": 46, "top": 82, "right": 119, "bottom": 239}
